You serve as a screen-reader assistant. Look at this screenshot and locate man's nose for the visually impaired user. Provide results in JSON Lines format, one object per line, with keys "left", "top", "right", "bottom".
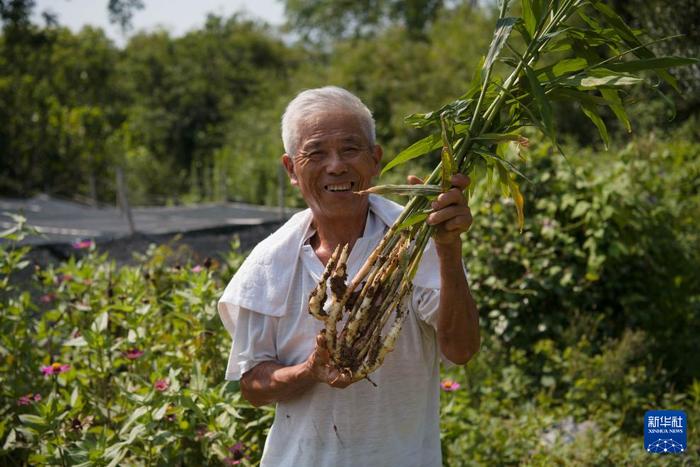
{"left": 325, "top": 150, "right": 347, "bottom": 174}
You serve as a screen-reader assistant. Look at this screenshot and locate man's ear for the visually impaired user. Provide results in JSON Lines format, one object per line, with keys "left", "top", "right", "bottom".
{"left": 371, "top": 145, "right": 383, "bottom": 176}
{"left": 281, "top": 154, "right": 299, "bottom": 186}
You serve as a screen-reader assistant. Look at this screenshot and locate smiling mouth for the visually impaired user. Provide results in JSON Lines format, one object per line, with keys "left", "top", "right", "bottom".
{"left": 324, "top": 182, "right": 355, "bottom": 192}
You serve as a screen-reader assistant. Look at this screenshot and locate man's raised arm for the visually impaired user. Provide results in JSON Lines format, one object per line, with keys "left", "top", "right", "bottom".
{"left": 421, "top": 173, "right": 480, "bottom": 365}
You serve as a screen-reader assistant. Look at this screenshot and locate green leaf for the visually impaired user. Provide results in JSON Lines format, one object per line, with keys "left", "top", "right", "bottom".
{"left": 2, "top": 429, "right": 17, "bottom": 450}
{"left": 471, "top": 133, "right": 524, "bottom": 144}
{"left": 536, "top": 58, "right": 588, "bottom": 80}
{"left": 106, "top": 452, "right": 127, "bottom": 467}
{"left": 70, "top": 386, "right": 80, "bottom": 407}
{"left": 124, "top": 424, "right": 147, "bottom": 444}
{"left": 360, "top": 184, "right": 442, "bottom": 197}
{"left": 397, "top": 211, "right": 430, "bottom": 231}
{"left": 601, "top": 56, "right": 699, "bottom": 73}
{"left": 440, "top": 116, "right": 456, "bottom": 191}
{"left": 91, "top": 311, "right": 109, "bottom": 333}
{"left": 473, "top": 149, "right": 531, "bottom": 183}
{"left": 153, "top": 402, "right": 169, "bottom": 421}
{"left": 494, "top": 160, "right": 525, "bottom": 231}
{"left": 381, "top": 134, "right": 441, "bottom": 174}
{"left": 558, "top": 74, "right": 644, "bottom": 89}
{"left": 119, "top": 406, "right": 149, "bottom": 436}
{"left": 580, "top": 101, "right": 610, "bottom": 149}
{"left": 63, "top": 336, "right": 87, "bottom": 347}
{"left": 483, "top": 17, "right": 518, "bottom": 72}
{"left": 591, "top": 1, "right": 680, "bottom": 91}
{"left": 600, "top": 88, "right": 631, "bottom": 133}
{"left": 524, "top": 64, "right": 554, "bottom": 142}
{"left": 103, "top": 441, "right": 127, "bottom": 460}
{"left": 19, "top": 414, "right": 46, "bottom": 427}
{"left": 571, "top": 201, "right": 591, "bottom": 218}
{"left": 521, "top": 0, "right": 536, "bottom": 37}
{"left": 548, "top": 88, "right": 609, "bottom": 106}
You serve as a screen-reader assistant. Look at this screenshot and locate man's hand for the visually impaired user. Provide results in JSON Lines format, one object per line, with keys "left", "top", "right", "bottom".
{"left": 240, "top": 333, "right": 354, "bottom": 407}
{"left": 407, "top": 173, "right": 473, "bottom": 246}
{"left": 304, "top": 333, "right": 354, "bottom": 388}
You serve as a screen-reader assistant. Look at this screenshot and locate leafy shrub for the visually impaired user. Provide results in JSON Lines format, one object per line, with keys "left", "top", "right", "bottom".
{"left": 1, "top": 229, "right": 272, "bottom": 465}
{"left": 440, "top": 332, "right": 699, "bottom": 466}
{"left": 466, "top": 134, "right": 700, "bottom": 385}
{"left": 1, "top": 135, "right": 698, "bottom": 465}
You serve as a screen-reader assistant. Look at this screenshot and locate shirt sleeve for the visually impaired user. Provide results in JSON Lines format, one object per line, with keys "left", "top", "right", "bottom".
{"left": 411, "top": 285, "right": 441, "bottom": 330}
{"left": 220, "top": 303, "right": 278, "bottom": 381}
{"left": 410, "top": 285, "right": 457, "bottom": 368}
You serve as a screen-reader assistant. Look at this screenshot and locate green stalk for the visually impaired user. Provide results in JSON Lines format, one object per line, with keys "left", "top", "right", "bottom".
{"left": 310, "top": 0, "right": 694, "bottom": 379}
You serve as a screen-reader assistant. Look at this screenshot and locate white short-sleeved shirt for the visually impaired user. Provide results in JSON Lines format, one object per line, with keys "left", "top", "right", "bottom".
{"left": 224, "top": 211, "right": 446, "bottom": 467}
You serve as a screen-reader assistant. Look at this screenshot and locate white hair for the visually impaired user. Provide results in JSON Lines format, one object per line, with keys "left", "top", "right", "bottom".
{"left": 281, "top": 86, "right": 376, "bottom": 156}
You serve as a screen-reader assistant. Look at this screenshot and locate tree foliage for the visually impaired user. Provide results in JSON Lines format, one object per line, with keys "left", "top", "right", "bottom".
{"left": 0, "top": 0, "right": 697, "bottom": 207}
{"left": 283, "top": 0, "right": 449, "bottom": 42}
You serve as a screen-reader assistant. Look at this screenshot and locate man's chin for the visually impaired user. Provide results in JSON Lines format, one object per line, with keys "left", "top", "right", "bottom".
{"left": 309, "top": 196, "right": 369, "bottom": 219}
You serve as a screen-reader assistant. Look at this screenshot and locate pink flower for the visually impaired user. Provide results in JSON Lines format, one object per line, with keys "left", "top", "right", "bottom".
{"left": 17, "top": 395, "right": 32, "bottom": 406}
{"left": 154, "top": 379, "right": 169, "bottom": 392}
{"left": 41, "top": 362, "right": 70, "bottom": 376}
{"left": 191, "top": 265, "right": 203, "bottom": 273}
{"left": 17, "top": 393, "right": 42, "bottom": 405}
{"left": 224, "top": 443, "right": 248, "bottom": 465}
{"left": 83, "top": 278, "right": 93, "bottom": 285}
{"left": 40, "top": 293, "right": 56, "bottom": 303}
{"left": 72, "top": 240, "right": 94, "bottom": 249}
{"left": 123, "top": 348, "right": 144, "bottom": 360}
{"left": 59, "top": 274, "right": 73, "bottom": 283}
{"left": 440, "top": 379, "right": 461, "bottom": 392}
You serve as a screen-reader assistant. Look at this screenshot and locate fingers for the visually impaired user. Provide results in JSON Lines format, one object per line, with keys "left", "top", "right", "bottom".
{"left": 449, "top": 173, "right": 470, "bottom": 191}
{"left": 432, "top": 176, "right": 470, "bottom": 208}
{"left": 307, "top": 334, "right": 329, "bottom": 373}
{"left": 427, "top": 206, "right": 472, "bottom": 231}
{"left": 309, "top": 332, "right": 355, "bottom": 388}
{"left": 328, "top": 369, "right": 353, "bottom": 388}
{"left": 426, "top": 174, "right": 472, "bottom": 237}
{"left": 406, "top": 175, "right": 423, "bottom": 185}
{"left": 431, "top": 190, "right": 463, "bottom": 211}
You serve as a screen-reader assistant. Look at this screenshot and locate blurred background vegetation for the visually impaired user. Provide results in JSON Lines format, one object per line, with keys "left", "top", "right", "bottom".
{"left": 2, "top": 0, "right": 697, "bottom": 206}
{"left": 1, "top": 0, "right": 699, "bottom": 464}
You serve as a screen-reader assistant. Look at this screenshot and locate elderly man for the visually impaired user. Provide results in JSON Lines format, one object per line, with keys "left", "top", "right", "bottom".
{"left": 218, "top": 86, "right": 479, "bottom": 466}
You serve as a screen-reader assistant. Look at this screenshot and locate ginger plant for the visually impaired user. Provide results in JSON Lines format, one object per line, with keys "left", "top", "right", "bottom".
{"left": 309, "top": 0, "right": 698, "bottom": 381}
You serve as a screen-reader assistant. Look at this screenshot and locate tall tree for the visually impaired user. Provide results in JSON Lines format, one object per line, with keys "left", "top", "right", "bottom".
{"left": 283, "top": 0, "right": 445, "bottom": 43}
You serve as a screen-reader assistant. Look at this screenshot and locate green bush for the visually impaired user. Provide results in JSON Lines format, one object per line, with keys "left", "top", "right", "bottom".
{"left": 0, "top": 230, "right": 272, "bottom": 465}
{"left": 1, "top": 135, "right": 698, "bottom": 465}
{"left": 466, "top": 133, "right": 700, "bottom": 384}
{"left": 441, "top": 332, "right": 700, "bottom": 465}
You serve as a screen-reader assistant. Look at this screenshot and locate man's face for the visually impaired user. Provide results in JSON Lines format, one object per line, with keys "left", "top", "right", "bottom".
{"left": 282, "top": 111, "right": 382, "bottom": 221}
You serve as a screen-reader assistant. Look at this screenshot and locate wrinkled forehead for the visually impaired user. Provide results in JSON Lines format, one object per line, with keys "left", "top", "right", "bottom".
{"left": 297, "top": 111, "right": 372, "bottom": 150}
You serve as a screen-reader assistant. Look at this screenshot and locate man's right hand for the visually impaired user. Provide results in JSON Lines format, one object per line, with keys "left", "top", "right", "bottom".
{"left": 240, "top": 332, "right": 355, "bottom": 407}
{"left": 305, "top": 333, "right": 354, "bottom": 388}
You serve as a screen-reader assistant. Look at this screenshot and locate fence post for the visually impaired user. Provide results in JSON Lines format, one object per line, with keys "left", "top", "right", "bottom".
{"left": 116, "top": 166, "right": 136, "bottom": 235}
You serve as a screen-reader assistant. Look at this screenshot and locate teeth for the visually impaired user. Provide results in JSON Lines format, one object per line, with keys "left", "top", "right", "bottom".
{"left": 326, "top": 182, "right": 353, "bottom": 192}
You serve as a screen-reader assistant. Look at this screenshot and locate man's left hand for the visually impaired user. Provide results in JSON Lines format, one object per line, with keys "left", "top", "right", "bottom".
{"left": 407, "top": 173, "right": 472, "bottom": 246}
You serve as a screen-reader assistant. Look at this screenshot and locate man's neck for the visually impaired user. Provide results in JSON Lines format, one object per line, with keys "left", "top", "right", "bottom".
{"left": 310, "top": 207, "right": 369, "bottom": 265}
